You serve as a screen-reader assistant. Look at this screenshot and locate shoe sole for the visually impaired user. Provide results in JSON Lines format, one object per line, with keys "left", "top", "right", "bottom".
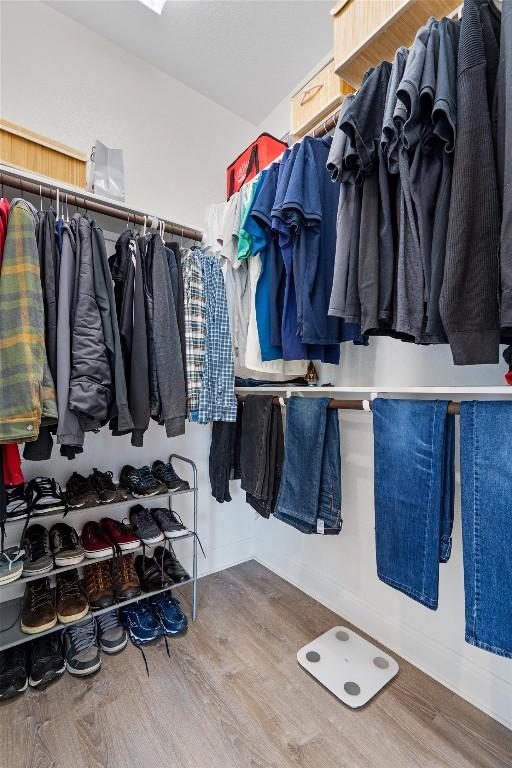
{"left": 21, "top": 616, "right": 58, "bottom": 634}
{"left": 131, "top": 490, "right": 162, "bottom": 498}
{"left": 54, "top": 554, "right": 85, "bottom": 567}
{"left": 116, "top": 588, "right": 142, "bottom": 601}
{"left": 5, "top": 511, "right": 29, "bottom": 521}
{"left": 29, "top": 665, "right": 65, "bottom": 687}
{"left": 68, "top": 500, "right": 100, "bottom": 509}
{"left": 100, "top": 637, "right": 128, "bottom": 654}
{"left": 33, "top": 504, "right": 66, "bottom": 513}
{"left": 57, "top": 606, "right": 89, "bottom": 624}
{"left": 0, "top": 569, "right": 23, "bottom": 585}
{"left": 118, "top": 540, "right": 140, "bottom": 551}
{"left": 0, "top": 679, "right": 28, "bottom": 698}
{"left": 84, "top": 548, "right": 112, "bottom": 559}
{"left": 65, "top": 659, "right": 101, "bottom": 677}
{"left": 140, "top": 534, "right": 165, "bottom": 545}
{"left": 164, "top": 530, "right": 189, "bottom": 539}
{"left": 23, "top": 564, "right": 53, "bottom": 576}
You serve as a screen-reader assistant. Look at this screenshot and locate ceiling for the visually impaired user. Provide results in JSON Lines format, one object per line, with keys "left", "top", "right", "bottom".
{"left": 47, "top": 0, "right": 333, "bottom": 125}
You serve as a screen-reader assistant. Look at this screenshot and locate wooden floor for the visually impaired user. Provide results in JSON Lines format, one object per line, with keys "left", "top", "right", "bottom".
{"left": 1, "top": 560, "right": 511, "bottom": 768}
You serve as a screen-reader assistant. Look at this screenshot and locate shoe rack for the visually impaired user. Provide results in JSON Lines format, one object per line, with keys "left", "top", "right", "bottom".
{"left": 0, "top": 455, "right": 199, "bottom": 652}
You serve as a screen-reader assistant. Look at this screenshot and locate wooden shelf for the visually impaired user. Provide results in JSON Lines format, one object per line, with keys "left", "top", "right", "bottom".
{"left": 332, "top": 0, "right": 462, "bottom": 87}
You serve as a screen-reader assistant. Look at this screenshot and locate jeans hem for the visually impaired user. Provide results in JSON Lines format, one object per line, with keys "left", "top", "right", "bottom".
{"left": 464, "top": 633, "right": 512, "bottom": 659}
{"left": 377, "top": 572, "right": 438, "bottom": 610}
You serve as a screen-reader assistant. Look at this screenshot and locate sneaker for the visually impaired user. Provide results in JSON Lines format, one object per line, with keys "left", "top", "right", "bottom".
{"left": 120, "top": 601, "right": 163, "bottom": 645}
{"left": 22, "top": 524, "right": 53, "bottom": 576}
{"left": 49, "top": 522, "right": 85, "bottom": 567}
{"left": 91, "top": 469, "right": 127, "bottom": 504}
{"left": 5, "top": 484, "right": 30, "bottom": 521}
{"left": 148, "top": 593, "right": 188, "bottom": 635}
{"left": 134, "top": 554, "right": 172, "bottom": 592}
{"left": 97, "top": 609, "right": 127, "bottom": 654}
{"left": 66, "top": 472, "right": 100, "bottom": 509}
{"left": 20, "top": 578, "right": 57, "bottom": 634}
{"left": 129, "top": 504, "right": 164, "bottom": 545}
{"left": 100, "top": 517, "right": 140, "bottom": 551}
{"left": 152, "top": 460, "right": 190, "bottom": 492}
{"left": 0, "top": 546, "right": 24, "bottom": 584}
{"left": 151, "top": 507, "right": 189, "bottom": 539}
{"left": 56, "top": 569, "right": 89, "bottom": 624}
{"left": 27, "top": 477, "right": 66, "bottom": 514}
{"left": 81, "top": 521, "right": 114, "bottom": 558}
{"left": 84, "top": 561, "right": 115, "bottom": 610}
{"left": 0, "top": 646, "right": 28, "bottom": 699}
{"left": 64, "top": 615, "right": 101, "bottom": 676}
{"left": 111, "top": 553, "right": 141, "bottom": 601}
{"left": 119, "top": 465, "right": 166, "bottom": 498}
{"left": 153, "top": 545, "right": 190, "bottom": 583}
{"left": 29, "top": 633, "right": 65, "bottom": 687}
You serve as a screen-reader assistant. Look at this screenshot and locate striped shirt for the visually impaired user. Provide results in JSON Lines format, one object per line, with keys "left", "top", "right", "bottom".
{"left": 182, "top": 249, "right": 206, "bottom": 418}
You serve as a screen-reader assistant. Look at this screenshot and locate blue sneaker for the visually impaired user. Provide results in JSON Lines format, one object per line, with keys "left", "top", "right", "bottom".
{"left": 148, "top": 593, "right": 188, "bottom": 636}
{"left": 119, "top": 601, "right": 163, "bottom": 645}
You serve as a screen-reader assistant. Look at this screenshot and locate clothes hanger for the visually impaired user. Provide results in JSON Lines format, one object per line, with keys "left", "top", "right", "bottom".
{"left": 39, "top": 184, "right": 44, "bottom": 212}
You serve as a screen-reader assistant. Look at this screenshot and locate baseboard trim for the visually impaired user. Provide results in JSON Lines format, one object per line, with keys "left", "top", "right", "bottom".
{"left": 253, "top": 548, "right": 512, "bottom": 732}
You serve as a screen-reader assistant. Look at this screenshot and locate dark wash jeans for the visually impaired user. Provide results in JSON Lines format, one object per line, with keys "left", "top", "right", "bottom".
{"left": 373, "top": 399, "right": 455, "bottom": 610}
{"left": 240, "top": 396, "right": 283, "bottom": 518}
{"left": 273, "top": 397, "right": 342, "bottom": 534}
{"left": 460, "top": 402, "right": 512, "bottom": 658}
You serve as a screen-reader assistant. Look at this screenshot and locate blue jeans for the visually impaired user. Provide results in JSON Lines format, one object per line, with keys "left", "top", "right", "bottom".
{"left": 273, "top": 397, "right": 341, "bottom": 534}
{"left": 373, "top": 399, "right": 455, "bottom": 609}
{"left": 460, "top": 402, "right": 512, "bottom": 658}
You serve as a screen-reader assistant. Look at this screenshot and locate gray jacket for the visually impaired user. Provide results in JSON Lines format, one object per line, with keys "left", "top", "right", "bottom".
{"left": 152, "top": 235, "right": 186, "bottom": 437}
{"left": 69, "top": 214, "right": 113, "bottom": 429}
{"left": 498, "top": 0, "right": 512, "bottom": 331}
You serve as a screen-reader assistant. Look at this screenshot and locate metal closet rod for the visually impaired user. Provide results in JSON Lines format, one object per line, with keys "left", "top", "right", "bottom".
{"left": 237, "top": 394, "right": 461, "bottom": 415}
{"left": 0, "top": 169, "right": 204, "bottom": 242}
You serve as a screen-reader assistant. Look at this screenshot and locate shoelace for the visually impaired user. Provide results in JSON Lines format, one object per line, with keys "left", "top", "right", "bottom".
{"left": 31, "top": 635, "right": 61, "bottom": 666}
{"left": 52, "top": 528, "right": 78, "bottom": 551}
{"left": 6, "top": 485, "right": 27, "bottom": 507}
{"left": 66, "top": 618, "right": 97, "bottom": 654}
{"left": 29, "top": 581, "right": 53, "bottom": 612}
{"left": 33, "top": 477, "right": 62, "bottom": 499}
{"left": 93, "top": 470, "right": 116, "bottom": 491}
{"left": 96, "top": 609, "right": 121, "bottom": 635}
{"left": 155, "top": 508, "right": 184, "bottom": 528}
{"left": 0, "top": 647, "right": 26, "bottom": 680}
{"left": 58, "top": 575, "right": 83, "bottom": 602}
{"left": 26, "top": 532, "right": 50, "bottom": 563}
{"left": 112, "top": 555, "right": 136, "bottom": 583}
{"left": 133, "top": 508, "right": 158, "bottom": 534}
{"left": 68, "top": 474, "right": 94, "bottom": 495}
{"left": 134, "top": 467, "right": 158, "bottom": 489}
{"left": 86, "top": 562, "right": 112, "bottom": 592}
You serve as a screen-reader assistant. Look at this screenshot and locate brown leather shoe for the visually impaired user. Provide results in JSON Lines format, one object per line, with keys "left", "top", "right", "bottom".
{"left": 84, "top": 561, "right": 115, "bottom": 610}
{"left": 111, "top": 554, "right": 141, "bottom": 600}
{"left": 56, "top": 569, "right": 89, "bottom": 624}
{"left": 20, "top": 578, "right": 57, "bottom": 634}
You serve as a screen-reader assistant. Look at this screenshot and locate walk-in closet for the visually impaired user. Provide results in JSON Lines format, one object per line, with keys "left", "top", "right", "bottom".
{"left": 0, "top": 1, "right": 511, "bottom": 766}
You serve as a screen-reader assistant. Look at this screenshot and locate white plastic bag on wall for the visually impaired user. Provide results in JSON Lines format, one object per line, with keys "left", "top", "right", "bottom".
{"left": 88, "top": 140, "right": 125, "bottom": 201}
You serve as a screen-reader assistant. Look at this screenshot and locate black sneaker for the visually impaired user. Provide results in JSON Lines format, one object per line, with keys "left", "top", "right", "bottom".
{"left": 134, "top": 554, "right": 172, "bottom": 591}
{"left": 0, "top": 646, "right": 28, "bottom": 700}
{"left": 152, "top": 460, "right": 190, "bottom": 492}
{"left": 153, "top": 545, "right": 190, "bottom": 583}
{"left": 5, "top": 484, "right": 30, "bottom": 521}
{"left": 120, "top": 466, "right": 166, "bottom": 498}
{"left": 27, "top": 477, "right": 66, "bottom": 514}
{"left": 91, "top": 469, "right": 127, "bottom": 504}
{"left": 49, "top": 523, "right": 85, "bottom": 567}
{"left": 128, "top": 504, "right": 164, "bottom": 545}
{"left": 22, "top": 524, "right": 53, "bottom": 576}
{"left": 66, "top": 472, "right": 100, "bottom": 509}
{"left": 29, "top": 633, "right": 65, "bottom": 687}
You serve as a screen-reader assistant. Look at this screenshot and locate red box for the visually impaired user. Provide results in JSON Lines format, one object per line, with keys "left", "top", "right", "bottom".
{"left": 227, "top": 132, "right": 288, "bottom": 199}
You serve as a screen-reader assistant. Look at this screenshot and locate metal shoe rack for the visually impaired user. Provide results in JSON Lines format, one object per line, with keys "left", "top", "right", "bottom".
{"left": 0, "top": 454, "right": 199, "bottom": 652}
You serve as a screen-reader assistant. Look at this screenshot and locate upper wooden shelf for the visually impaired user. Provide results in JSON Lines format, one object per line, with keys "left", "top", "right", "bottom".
{"left": 331, "top": 0, "right": 462, "bottom": 86}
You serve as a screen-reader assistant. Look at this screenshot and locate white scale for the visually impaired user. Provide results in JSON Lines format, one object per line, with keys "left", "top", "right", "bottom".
{"left": 297, "top": 626, "right": 399, "bottom": 708}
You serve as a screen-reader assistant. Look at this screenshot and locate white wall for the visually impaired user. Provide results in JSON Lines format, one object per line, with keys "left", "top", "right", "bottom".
{"left": 0, "top": 0, "right": 256, "bottom": 587}
{"left": 249, "top": 97, "right": 512, "bottom": 729}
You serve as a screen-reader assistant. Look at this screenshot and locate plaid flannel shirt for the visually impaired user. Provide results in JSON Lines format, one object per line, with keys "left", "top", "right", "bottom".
{"left": 194, "top": 247, "right": 237, "bottom": 424}
{"left": 0, "top": 200, "right": 56, "bottom": 443}
{"left": 182, "top": 249, "right": 207, "bottom": 418}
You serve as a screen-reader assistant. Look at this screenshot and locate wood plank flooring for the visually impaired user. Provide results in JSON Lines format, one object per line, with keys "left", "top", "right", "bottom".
{"left": 1, "top": 560, "right": 511, "bottom": 768}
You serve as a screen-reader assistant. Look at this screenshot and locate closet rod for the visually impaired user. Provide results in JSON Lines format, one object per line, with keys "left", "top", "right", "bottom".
{"left": 237, "top": 395, "right": 461, "bottom": 415}
{"left": 0, "top": 168, "right": 204, "bottom": 241}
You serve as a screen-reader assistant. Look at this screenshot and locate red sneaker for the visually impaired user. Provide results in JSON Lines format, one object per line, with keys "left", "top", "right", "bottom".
{"left": 100, "top": 518, "right": 140, "bottom": 552}
{"left": 81, "top": 521, "right": 114, "bottom": 559}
